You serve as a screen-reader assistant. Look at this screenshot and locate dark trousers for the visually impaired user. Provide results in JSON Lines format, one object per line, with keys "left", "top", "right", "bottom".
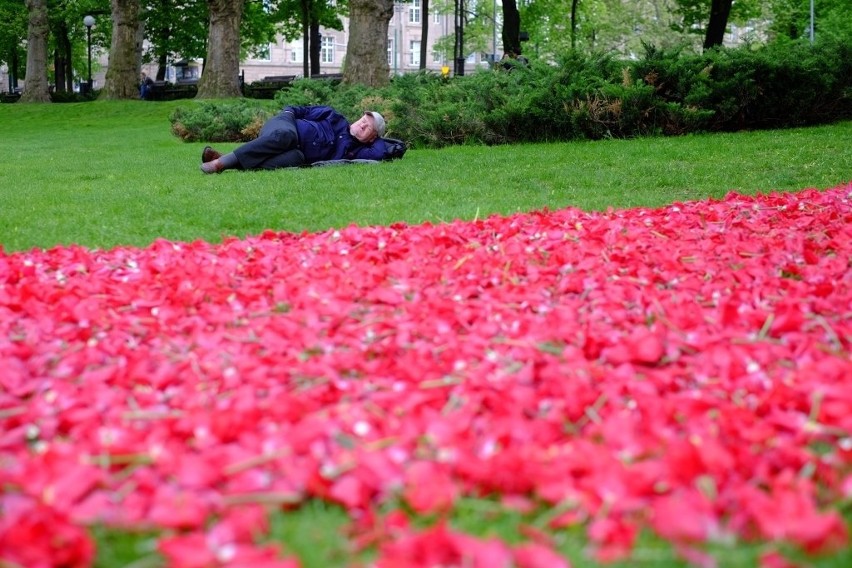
{"left": 233, "top": 111, "right": 305, "bottom": 170}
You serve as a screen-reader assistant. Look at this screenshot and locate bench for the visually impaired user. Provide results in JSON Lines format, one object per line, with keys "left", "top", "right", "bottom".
{"left": 245, "top": 75, "right": 298, "bottom": 99}
{"left": 147, "top": 80, "right": 198, "bottom": 101}
{"left": 310, "top": 73, "right": 343, "bottom": 84}
{"left": 263, "top": 75, "right": 298, "bottom": 83}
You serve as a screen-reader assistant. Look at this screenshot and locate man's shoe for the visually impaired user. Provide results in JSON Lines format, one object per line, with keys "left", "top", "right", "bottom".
{"left": 202, "top": 146, "right": 222, "bottom": 163}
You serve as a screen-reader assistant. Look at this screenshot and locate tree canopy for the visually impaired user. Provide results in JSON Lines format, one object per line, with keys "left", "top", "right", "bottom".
{"left": 7, "top": 0, "right": 851, "bottom": 98}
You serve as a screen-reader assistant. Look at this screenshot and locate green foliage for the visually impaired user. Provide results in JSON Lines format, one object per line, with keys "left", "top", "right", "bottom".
{"left": 521, "top": 0, "right": 699, "bottom": 58}
{"left": 633, "top": 38, "right": 852, "bottom": 130}
{"left": 141, "top": 0, "right": 343, "bottom": 73}
{"left": 387, "top": 71, "right": 490, "bottom": 147}
{"left": 274, "top": 77, "right": 342, "bottom": 107}
{"left": 49, "top": 87, "right": 101, "bottom": 103}
{"left": 272, "top": 77, "right": 395, "bottom": 131}
{"left": 378, "top": 39, "right": 849, "bottom": 147}
{"left": 767, "top": 0, "right": 852, "bottom": 43}
{"left": 0, "top": 0, "right": 27, "bottom": 72}
{"left": 670, "top": 0, "right": 763, "bottom": 36}
{"left": 143, "top": 0, "right": 209, "bottom": 67}
{"left": 270, "top": 0, "right": 349, "bottom": 44}
{"left": 517, "top": 0, "right": 850, "bottom": 60}
{"left": 169, "top": 99, "right": 277, "bottom": 142}
{"left": 169, "top": 40, "right": 849, "bottom": 150}
{"left": 388, "top": 39, "right": 849, "bottom": 146}
{"left": 522, "top": 51, "right": 621, "bottom": 141}
{"left": 171, "top": 78, "right": 391, "bottom": 143}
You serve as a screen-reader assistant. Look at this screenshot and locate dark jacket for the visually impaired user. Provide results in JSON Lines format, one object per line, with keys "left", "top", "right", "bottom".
{"left": 284, "top": 105, "right": 388, "bottom": 164}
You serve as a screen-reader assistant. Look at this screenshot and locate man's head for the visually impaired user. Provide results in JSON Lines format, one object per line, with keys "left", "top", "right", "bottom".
{"left": 350, "top": 111, "right": 386, "bottom": 143}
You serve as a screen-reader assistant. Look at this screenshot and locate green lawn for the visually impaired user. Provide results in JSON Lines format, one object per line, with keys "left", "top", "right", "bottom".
{"left": 1, "top": 100, "right": 850, "bottom": 253}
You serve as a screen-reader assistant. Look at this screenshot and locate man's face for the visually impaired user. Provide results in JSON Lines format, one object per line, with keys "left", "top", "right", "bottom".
{"left": 350, "top": 114, "right": 378, "bottom": 144}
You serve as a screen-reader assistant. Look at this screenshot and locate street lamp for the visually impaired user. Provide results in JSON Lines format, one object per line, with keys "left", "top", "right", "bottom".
{"left": 454, "top": 0, "right": 465, "bottom": 76}
{"left": 394, "top": 3, "right": 403, "bottom": 75}
{"left": 809, "top": 0, "right": 815, "bottom": 44}
{"left": 492, "top": 0, "right": 497, "bottom": 65}
{"left": 83, "top": 15, "right": 95, "bottom": 93}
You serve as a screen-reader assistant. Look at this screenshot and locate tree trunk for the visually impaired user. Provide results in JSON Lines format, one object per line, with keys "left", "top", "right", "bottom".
{"left": 300, "top": 0, "right": 309, "bottom": 77}
{"left": 52, "top": 22, "right": 70, "bottom": 93}
{"left": 310, "top": 21, "right": 320, "bottom": 76}
{"left": 157, "top": 52, "right": 168, "bottom": 81}
{"left": 135, "top": 18, "right": 145, "bottom": 71}
{"left": 63, "top": 29, "right": 73, "bottom": 92}
{"left": 501, "top": 0, "right": 520, "bottom": 56}
{"left": 704, "top": 0, "right": 733, "bottom": 49}
{"left": 419, "top": 0, "right": 428, "bottom": 70}
{"left": 570, "top": 0, "right": 579, "bottom": 50}
{"left": 21, "top": 0, "right": 51, "bottom": 103}
{"left": 10, "top": 49, "right": 20, "bottom": 90}
{"left": 344, "top": 0, "right": 394, "bottom": 88}
{"left": 196, "top": 0, "right": 244, "bottom": 98}
{"left": 54, "top": 22, "right": 73, "bottom": 92}
{"left": 54, "top": 49, "right": 64, "bottom": 93}
{"left": 103, "top": 0, "right": 142, "bottom": 99}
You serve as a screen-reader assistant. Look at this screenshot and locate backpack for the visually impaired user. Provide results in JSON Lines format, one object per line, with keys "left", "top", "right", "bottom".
{"left": 382, "top": 138, "right": 407, "bottom": 161}
{"left": 311, "top": 137, "right": 408, "bottom": 167}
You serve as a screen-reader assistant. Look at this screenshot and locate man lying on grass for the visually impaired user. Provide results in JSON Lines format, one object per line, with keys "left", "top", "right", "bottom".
{"left": 201, "top": 106, "right": 391, "bottom": 173}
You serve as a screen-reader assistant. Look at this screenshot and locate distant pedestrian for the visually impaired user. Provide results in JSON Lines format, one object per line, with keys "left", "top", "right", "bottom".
{"left": 140, "top": 72, "right": 154, "bottom": 100}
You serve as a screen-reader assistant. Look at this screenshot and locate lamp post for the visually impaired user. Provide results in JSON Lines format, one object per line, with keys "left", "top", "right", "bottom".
{"left": 809, "top": 0, "right": 815, "bottom": 44}
{"left": 492, "top": 0, "right": 497, "bottom": 65}
{"left": 83, "top": 15, "right": 95, "bottom": 93}
{"left": 454, "top": 0, "right": 465, "bottom": 76}
{"left": 394, "top": 3, "right": 402, "bottom": 75}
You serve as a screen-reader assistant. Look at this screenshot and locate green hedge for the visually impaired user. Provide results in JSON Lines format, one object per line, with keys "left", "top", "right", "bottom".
{"left": 170, "top": 38, "right": 851, "bottom": 147}
{"left": 169, "top": 99, "right": 276, "bottom": 142}
{"left": 632, "top": 39, "right": 851, "bottom": 131}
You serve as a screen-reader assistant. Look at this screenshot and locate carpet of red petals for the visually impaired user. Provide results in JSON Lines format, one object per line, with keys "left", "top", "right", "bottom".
{"left": 1, "top": 184, "right": 851, "bottom": 568}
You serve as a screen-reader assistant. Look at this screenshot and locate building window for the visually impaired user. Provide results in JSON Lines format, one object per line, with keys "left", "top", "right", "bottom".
{"left": 321, "top": 36, "right": 335, "bottom": 64}
{"left": 409, "top": 1, "right": 421, "bottom": 24}
{"left": 290, "top": 44, "right": 302, "bottom": 63}
{"left": 433, "top": 12, "right": 440, "bottom": 24}
{"left": 387, "top": 38, "right": 394, "bottom": 66}
{"left": 409, "top": 40, "right": 420, "bottom": 66}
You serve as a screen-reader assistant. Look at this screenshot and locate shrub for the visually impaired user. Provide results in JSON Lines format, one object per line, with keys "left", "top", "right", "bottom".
{"left": 170, "top": 39, "right": 850, "bottom": 148}
{"left": 271, "top": 79, "right": 398, "bottom": 135}
{"left": 169, "top": 99, "right": 276, "bottom": 142}
{"left": 633, "top": 38, "right": 851, "bottom": 131}
{"left": 49, "top": 88, "right": 100, "bottom": 103}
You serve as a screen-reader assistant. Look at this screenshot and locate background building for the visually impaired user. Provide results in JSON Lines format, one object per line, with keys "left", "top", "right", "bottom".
{"left": 144, "top": 7, "right": 486, "bottom": 85}
{"left": 230, "top": 7, "right": 478, "bottom": 83}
